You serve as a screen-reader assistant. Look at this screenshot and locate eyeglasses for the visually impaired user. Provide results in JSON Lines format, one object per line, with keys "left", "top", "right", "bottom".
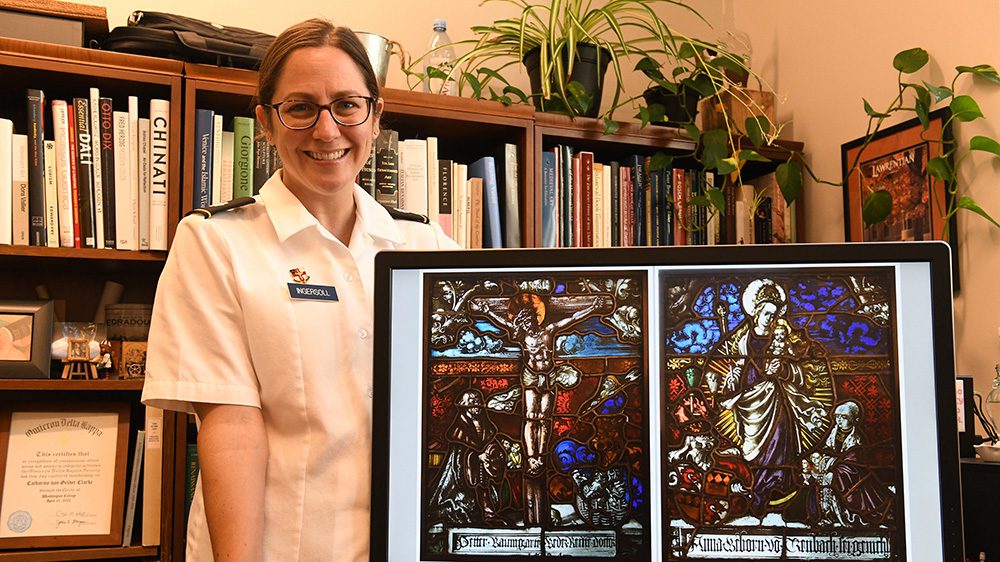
{"left": 263, "top": 96, "right": 376, "bottom": 129}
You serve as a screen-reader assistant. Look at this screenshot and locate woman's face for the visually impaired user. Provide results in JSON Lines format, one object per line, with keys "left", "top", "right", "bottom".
{"left": 256, "top": 46, "right": 382, "bottom": 205}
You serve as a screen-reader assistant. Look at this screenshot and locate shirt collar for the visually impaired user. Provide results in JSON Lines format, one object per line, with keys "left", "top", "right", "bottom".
{"left": 259, "top": 172, "right": 404, "bottom": 245}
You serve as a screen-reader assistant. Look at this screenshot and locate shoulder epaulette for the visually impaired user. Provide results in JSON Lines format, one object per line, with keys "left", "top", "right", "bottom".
{"left": 186, "top": 197, "right": 256, "bottom": 218}
{"left": 383, "top": 205, "right": 430, "bottom": 224}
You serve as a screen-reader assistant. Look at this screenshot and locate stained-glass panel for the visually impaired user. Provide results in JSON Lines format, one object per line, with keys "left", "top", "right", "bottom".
{"left": 421, "top": 272, "right": 649, "bottom": 559}
{"left": 660, "top": 268, "right": 901, "bottom": 560}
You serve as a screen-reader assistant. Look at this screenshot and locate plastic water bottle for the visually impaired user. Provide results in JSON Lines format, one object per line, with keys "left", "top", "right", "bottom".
{"left": 424, "top": 19, "right": 456, "bottom": 95}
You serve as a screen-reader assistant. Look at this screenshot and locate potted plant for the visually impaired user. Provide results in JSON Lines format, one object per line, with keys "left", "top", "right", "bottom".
{"left": 408, "top": 0, "right": 752, "bottom": 125}
{"left": 767, "top": 47, "right": 1000, "bottom": 232}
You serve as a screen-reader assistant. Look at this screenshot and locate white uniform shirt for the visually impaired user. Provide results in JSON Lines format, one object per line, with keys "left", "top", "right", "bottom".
{"left": 142, "top": 173, "right": 457, "bottom": 561}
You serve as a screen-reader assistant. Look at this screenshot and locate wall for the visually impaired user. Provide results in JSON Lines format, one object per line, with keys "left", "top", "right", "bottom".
{"left": 740, "top": 0, "right": 1000, "bottom": 398}
{"left": 78, "top": 1, "right": 998, "bottom": 392}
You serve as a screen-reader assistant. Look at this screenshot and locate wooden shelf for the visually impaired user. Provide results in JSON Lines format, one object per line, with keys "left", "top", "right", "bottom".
{"left": 0, "top": 545, "right": 157, "bottom": 561}
{"left": 0, "top": 378, "right": 144, "bottom": 391}
{"left": 0, "top": 245, "right": 166, "bottom": 262}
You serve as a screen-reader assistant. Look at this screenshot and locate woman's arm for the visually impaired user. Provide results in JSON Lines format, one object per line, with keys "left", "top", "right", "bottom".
{"left": 193, "top": 403, "right": 268, "bottom": 562}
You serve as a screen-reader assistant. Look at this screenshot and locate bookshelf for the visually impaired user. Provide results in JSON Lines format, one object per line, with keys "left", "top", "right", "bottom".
{"left": 1, "top": 37, "right": 804, "bottom": 561}
{"left": 0, "top": 37, "right": 183, "bottom": 561}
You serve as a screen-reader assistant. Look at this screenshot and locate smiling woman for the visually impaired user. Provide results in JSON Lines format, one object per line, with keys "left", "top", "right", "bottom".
{"left": 141, "top": 18, "right": 458, "bottom": 562}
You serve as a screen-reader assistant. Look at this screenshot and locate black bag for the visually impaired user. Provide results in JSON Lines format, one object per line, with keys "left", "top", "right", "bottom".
{"left": 103, "top": 11, "right": 275, "bottom": 69}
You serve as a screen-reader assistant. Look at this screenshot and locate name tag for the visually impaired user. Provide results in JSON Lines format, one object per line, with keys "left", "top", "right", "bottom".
{"left": 287, "top": 283, "right": 339, "bottom": 301}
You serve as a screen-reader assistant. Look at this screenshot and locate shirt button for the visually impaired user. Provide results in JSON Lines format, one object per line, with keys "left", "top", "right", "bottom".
{"left": 344, "top": 272, "right": 355, "bottom": 282}
{"left": 358, "top": 327, "right": 369, "bottom": 339}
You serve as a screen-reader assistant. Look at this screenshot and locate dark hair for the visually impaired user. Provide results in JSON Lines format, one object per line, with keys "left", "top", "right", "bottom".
{"left": 255, "top": 18, "right": 380, "bottom": 109}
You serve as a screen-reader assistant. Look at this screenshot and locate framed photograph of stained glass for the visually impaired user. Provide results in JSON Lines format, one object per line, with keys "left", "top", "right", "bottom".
{"left": 372, "top": 242, "right": 962, "bottom": 561}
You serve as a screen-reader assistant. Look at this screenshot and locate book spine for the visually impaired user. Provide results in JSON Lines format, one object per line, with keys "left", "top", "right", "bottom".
{"left": 121, "top": 429, "right": 145, "bottom": 547}
{"left": 220, "top": 131, "right": 235, "bottom": 203}
{"left": 185, "top": 442, "right": 199, "bottom": 522}
{"left": 470, "top": 156, "right": 502, "bottom": 248}
{"left": 629, "top": 155, "right": 645, "bottom": 246}
{"left": 619, "top": 165, "right": 631, "bottom": 247}
{"left": 541, "top": 150, "right": 557, "bottom": 248}
{"left": 609, "top": 161, "right": 620, "bottom": 247}
{"left": 149, "top": 99, "right": 170, "bottom": 250}
{"left": 399, "top": 139, "right": 428, "bottom": 215}
{"left": 138, "top": 117, "right": 150, "bottom": 250}
{"left": 572, "top": 154, "right": 582, "bottom": 247}
{"left": 426, "top": 136, "right": 439, "bottom": 222}
{"left": 232, "top": 116, "right": 254, "bottom": 199}
{"left": 579, "top": 151, "right": 594, "bottom": 247}
{"left": 559, "top": 144, "right": 574, "bottom": 247}
{"left": 662, "top": 166, "right": 674, "bottom": 246}
{"left": 437, "top": 159, "right": 453, "bottom": 239}
{"left": 42, "top": 140, "right": 57, "bottom": 247}
{"left": 26, "top": 88, "right": 46, "bottom": 246}
{"left": 501, "top": 142, "right": 521, "bottom": 248}
{"left": 673, "top": 168, "right": 687, "bottom": 246}
{"left": 374, "top": 129, "right": 399, "bottom": 208}
{"left": 452, "top": 163, "right": 467, "bottom": 248}
{"left": 11, "top": 134, "right": 29, "bottom": 245}
{"left": 210, "top": 115, "right": 223, "bottom": 205}
{"left": 73, "top": 98, "right": 95, "bottom": 248}
{"left": 142, "top": 407, "right": 164, "bottom": 546}
{"left": 0, "top": 119, "right": 11, "bottom": 245}
{"left": 724, "top": 177, "right": 736, "bottom": 245}
{"left": 99, "top": 97, "right": 116, "bottom": 249}
{"left": 128, "top": 96, "right": 140, "bottom": 249}
{"left": 51, "top": 100, "right": 74, "bottom": 247}
{"left": 468, "top": 177, "right": 483, "bottom": 249}
{"left": 89, "top": 88, "right": 105, "bottom": 248}
{"left": 591, "top": 162, "right": 604, "bottom": 247}
{"left": 66, "top": 105, "right": 81, "bottom": 247}
{"left": 113, "top": 111, "right": 134, "bottom": 249}
{"left": 357, "top": 142, "right": 376, "bottom": 196}
{"left": 194, "top": 109, "right": 214, "bottom": 210}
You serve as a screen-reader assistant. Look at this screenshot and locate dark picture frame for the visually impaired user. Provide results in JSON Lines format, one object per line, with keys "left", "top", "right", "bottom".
{"left": 372, "top": 243, "right": 962, "bottom": 562}
{"left": 0, "top": 401, "right": 130, "bottom": 549}
{"left": 0, "top": 300, "right": 54, "bottom": 379}
{"left": 841, "top": 108, "right": 959, "bottom": 289}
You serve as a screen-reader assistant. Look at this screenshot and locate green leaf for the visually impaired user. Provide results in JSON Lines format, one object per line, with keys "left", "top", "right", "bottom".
{"left": 745, "top": 116, "right": 770, "bottom": 148}
{"left": 502, "top": 85, "right": 529, "bottom": 103}
{"left": 738, "top": 149, "right": 771, "bottom": 163}
{"left": 700, "top": 129, "right": 729, "bottom": 170}
{"left": 565, "top": 81, "right": 593, "bottom": 116}
{"left": 635, "top": 106, "right": 651, "bottom": 128}
{"left": 915, "top": 96, "right": 930, "bottom": 129}
{"left": 649, "top": 151, "right": 674, "bottom": 172}
{"left": 951, "top": 95, "right": 984, "bottom": 121}
{"left": 426, "top": 65, "right": 448, "bottom": 79}
{"left": 716, "top": 157, "right": 738, "bottom": 175}
{"left": 957, "top": 64, "right": 1000, "bottom": 86}
{"left": 705, "top": 188, "right": 726, "bottom": 214}
{"left": 925, "top": 156, "right": 954, "bottom": 182}
{"left": 603, "top": 118, "right": 620, "bottom": 135}
{"left": 862, "top": 190, "right": 893, "bottom": 225}
{"left": 957, "top": 196, "right": 1000, "bottom": 228}
{"left": 634, "top": 56, "right": 661, "bottom": 73}
{"left": 646, "top": 103, "right": 666, "bottom": 124}
{"left": 677, "top": 42, "right": 697, "bottom": 60}
{"left": 775, "top": 161, "right": 803, "bottom": 204}
{"left": 864, "top": 99, "right": 890, "bottom": 118}
{"left": 689, "top": 195, "right": 712, "bottom": 207}
{"left": 923, "top": 81, "right": 953, "bottom": 102}
{"left": 687, "top": 74, "right": 716, "bottom": 97}
{"left": 893, "top": 48, "right": 929, "bottom": 73}
{"left": 684, "top": 123, "right": 701, "bottom": 143}
{"left": 970, "top": 135, "right": 1000, "bottom": 157}
{"left": 463, "top": 72, "right": 484, "bottom": 99}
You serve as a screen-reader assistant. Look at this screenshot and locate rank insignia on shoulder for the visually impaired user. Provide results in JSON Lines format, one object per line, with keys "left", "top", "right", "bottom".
{"left": 382, "top": 205, "right": 429, "bottom": 224}
{"left": 186, "top": 197, "right": 257, "bottom": 218}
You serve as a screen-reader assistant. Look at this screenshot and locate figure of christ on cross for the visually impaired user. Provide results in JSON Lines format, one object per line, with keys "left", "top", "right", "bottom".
{"left": 469, "top": 291, "right": 612, "bottom": 525}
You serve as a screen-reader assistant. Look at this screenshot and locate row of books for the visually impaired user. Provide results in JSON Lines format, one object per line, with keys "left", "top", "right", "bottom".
{"left": 191, "top": 109, "right": 282, "bottom": 210}
{"left": 0, "top": 89, "right": 170, "bottom": 250}
{"left": 539, "top": 145, "right": 796, "bottom": 248}
{"left": 358, "top": 129, "right": 521, "bottom": 248}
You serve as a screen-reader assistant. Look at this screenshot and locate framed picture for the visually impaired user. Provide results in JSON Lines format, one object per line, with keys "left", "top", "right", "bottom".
{"left": 372, "top": 243, "right": 962, "bottom": 561}
{"left": 0, "top": 300, "right": 54, "bottom": 379}
{"left": 841, "top": 108, "right": 959, "bottom": 288}
{"left": 0, "top": 401, "right": 130, "bottom": 549}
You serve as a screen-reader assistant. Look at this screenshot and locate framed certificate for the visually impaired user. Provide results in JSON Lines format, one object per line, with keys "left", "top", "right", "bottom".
{"left": 372, "top": 242, "right": 962, "bottom": 561}
{"left": 0, "top": 401, "right": 130, "bottom": 548}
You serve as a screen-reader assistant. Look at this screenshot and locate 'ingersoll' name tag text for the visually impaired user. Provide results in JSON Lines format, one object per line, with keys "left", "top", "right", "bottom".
{"left": 287, "top": 283, "right": 339, "bottom": 302}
